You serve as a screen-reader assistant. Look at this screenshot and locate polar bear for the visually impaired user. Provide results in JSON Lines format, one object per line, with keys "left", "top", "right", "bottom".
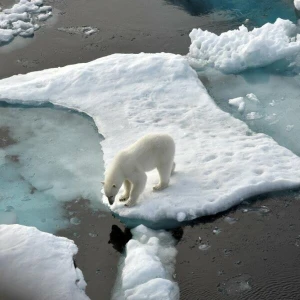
{"left": 103, "top": 133, "right": 175, "bottom": 206}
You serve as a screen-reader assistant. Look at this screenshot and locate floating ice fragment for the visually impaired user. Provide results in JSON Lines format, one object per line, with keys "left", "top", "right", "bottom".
{"left": 286, "top": 125, "right": 294, "bottom": 132}
{"left": 199, "top": 243, "right": 211, "bottom": 251}
{"left": 89, "top": 232, "right": 98, "bottom": 238}
{"left": 213, "top": 227, "right": 221, "bottom": 235}
{"left": 176, "top": 212, "right": 186, "bottom": 222}
{"left": 224, "top": 216, "right": 237, "bottom": 224}
{"left": 246, "top": 112, "right": 263, "bottom": 120}
{"left": 219, "top": 274, "right": 252, "bottom": 296}
{"left": 58, "top": 26, "right": 98, "bottom": 36}
{"left": 294, "top": 0, "right": 300, "bottom": 10}
{"left": 246, "top": 93, "right": 260, "bottom": 103}
{"left": 70, "top": 217, "right": 81, "bottom": 225}
{"left": 5, "top": 205, "right": 14, "bottom": 212}
{"left": 228, "top": 97, "right": 245, "bottom": 113}
{"left": 37, "top": 11, "right": 52, "bottom": 21}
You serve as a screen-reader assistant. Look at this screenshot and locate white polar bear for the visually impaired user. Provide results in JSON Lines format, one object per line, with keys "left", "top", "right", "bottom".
{"left": 103, "top": 133, "right": 175, "bottom": 206}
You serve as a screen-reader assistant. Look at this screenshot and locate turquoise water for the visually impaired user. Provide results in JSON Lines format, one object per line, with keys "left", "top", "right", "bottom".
{"left": 165, "top": 0, "right": 297, "bottom": 27}
{"left": 0, "top": 103, "right": 106, "bottom": 233}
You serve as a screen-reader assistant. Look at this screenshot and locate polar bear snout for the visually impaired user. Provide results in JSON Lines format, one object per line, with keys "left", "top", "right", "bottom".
{"left": 107, "top": 195, "right": 115, "bottom": 205}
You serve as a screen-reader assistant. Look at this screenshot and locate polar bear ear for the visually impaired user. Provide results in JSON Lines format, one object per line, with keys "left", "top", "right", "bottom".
{"left": 112, "top": 184, "right": 116, "bottom": 188}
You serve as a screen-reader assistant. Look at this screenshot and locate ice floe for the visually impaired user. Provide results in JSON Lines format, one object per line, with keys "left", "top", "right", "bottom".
{"left": 1, "top": 53, "right": 300, "bottom": 224}
{"left": 0, "top": 0, "right": 52, "bottom": 45}
{"left": 112, "top": 225, "right": 179, "bottom": 300}
{"left": 295, "top": 0, "right": 300, "bottom": 11}
{"left": 188, "top": 18, "right": 300, "bottom": 73}
{"left": 0, "top": 224, "right": 89, "bottom": 300}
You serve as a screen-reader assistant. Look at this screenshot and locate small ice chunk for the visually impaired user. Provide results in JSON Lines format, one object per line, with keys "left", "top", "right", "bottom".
{"left": 246, "top": 112, "right": 263, "bottom": 120}
{"left": 70, "top": 217, "right": 81, "bottom": 225}
{"left": 199, "top": 243, "right": 211, "bottom": 251}
{"left": 295, "top": 0, "right": 300, "bottom": 10}
{"left": 37, "top": 11, "right": 52, "bottom": 21}
{"left": 224, "top": 216, "right": 237, "bottom": 224}
{"left": 213, "top": 228, "right": 221, "bottom": 235}
{"left": 286, "top": 125, "right": 294, "bottom": 132}
{"left": 176, "top": 212, "right": 186, "bottom": 222}
{"left": 246, "top": 93, "right": 260, "bottom": 103}
{"left": 229, "top": 97, "right": 245, "bottom": 112}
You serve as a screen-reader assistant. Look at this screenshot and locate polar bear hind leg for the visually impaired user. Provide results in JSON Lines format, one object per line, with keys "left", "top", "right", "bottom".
{"left": 153, "top": 160, "right": 175, "bottom": 191}
{"left": 119, "top": 179, "right": 132, "bottom": 202}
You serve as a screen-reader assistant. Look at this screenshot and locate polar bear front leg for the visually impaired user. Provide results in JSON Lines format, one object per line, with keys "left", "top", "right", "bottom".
{"left": 125, "top": 173, "right": 147, "bottom": 207}
{"left": 119, "top": 180, "right": 131, "bottom": 202}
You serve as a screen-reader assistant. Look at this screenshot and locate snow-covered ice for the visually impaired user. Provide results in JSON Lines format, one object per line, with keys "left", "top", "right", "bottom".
{"left": 0, "top": 0, "right": 52, "bottom": 45}
{"left": 188, "top": 18, "right": 300, "bottom": 73}
{"left": 112, "top": 225, "right": 179, "bottom": 300}
{"left": 0, "top": 224, "right": 89, "bottom": 300}
{"left": 295, "top": 0, "right": 300, "bottom": 11}
{"left": 1, "top": 53, "right": 300, "bottom": 224}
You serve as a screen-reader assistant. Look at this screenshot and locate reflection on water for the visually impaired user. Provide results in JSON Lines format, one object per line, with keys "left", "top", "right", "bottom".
{"left": 164, "top": 0, "right": 296, "bottom": 26}
{"left": 0, "top": 103, "right": 106, "bottom": 233}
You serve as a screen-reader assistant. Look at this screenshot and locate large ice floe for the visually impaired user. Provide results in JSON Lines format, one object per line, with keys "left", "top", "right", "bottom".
{"left": 0, "top": 224, "right": 89, "bottom": 300}
{"left": 112, "top": 225, "right": 179, "bottom": 300}
{"left": 1, "top": 53, "right": 300, "bottom": 224}
{"left": 188, "top": 18, "right": 300, "bottom": 73}
{"left": 0, "top": 0, "right": 52, "bottom": 45}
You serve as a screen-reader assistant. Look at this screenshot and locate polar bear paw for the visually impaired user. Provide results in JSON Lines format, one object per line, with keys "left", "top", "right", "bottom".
{"left": 153, "top": 183, "right": 168, "bottom": 191}
{"left": 119, "top": 196, "right": 129, "bottom": 202}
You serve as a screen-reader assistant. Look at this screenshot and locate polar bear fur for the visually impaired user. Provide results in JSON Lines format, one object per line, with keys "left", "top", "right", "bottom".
{"left": 103, "top": 133, "right": 175, "bottom": 206}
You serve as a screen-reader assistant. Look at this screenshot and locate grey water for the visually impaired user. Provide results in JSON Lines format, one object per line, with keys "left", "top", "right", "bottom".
{"left": 0, "top": 103, "right": 106, "bottom": 233}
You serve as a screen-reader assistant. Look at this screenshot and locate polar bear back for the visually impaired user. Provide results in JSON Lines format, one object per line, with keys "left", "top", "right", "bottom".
{"left": 119, "top": 133, "right": 175, "bottom": 172}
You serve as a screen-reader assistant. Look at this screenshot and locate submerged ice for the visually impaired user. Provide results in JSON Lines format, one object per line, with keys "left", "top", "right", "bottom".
{"left": 0, "top": 105, "right": 105, "bottom": 232}
{"left": 1, "top": 53, "right": 300, "bottom": 224}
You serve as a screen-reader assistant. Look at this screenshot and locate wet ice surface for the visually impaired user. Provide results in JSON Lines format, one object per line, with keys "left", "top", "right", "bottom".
{"left": 0, "top": 103, "right": 106, "bottom": 233}
{"left": 198, "top": 63, "right": 300, "bottom": 157}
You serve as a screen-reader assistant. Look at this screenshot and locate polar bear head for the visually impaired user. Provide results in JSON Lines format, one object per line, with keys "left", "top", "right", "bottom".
{"left": 102, "top": 175, "right": 123, "bottom": 205}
